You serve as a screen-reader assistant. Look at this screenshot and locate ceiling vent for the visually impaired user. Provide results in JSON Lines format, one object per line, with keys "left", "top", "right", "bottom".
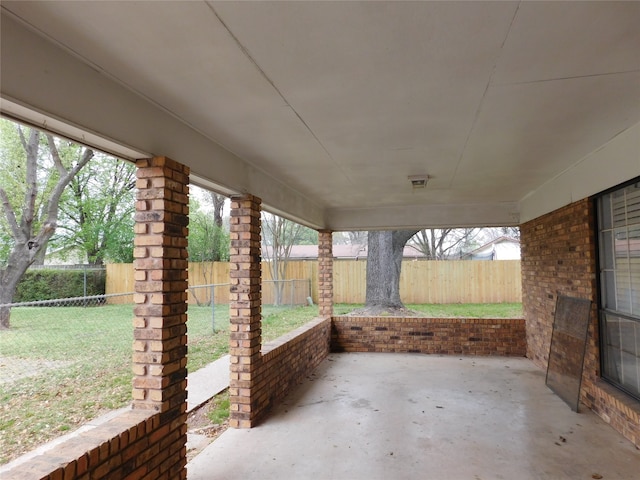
{"left": 408, "top": 175, "right": 430, "bottom": 189}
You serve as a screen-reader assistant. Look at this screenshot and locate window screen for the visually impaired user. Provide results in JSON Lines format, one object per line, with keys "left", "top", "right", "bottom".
{"left": 598, "top": 181, "right": 640, "bottom": 399}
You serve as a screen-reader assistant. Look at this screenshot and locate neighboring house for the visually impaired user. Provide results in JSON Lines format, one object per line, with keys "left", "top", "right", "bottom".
{"left": 461, "top": 236, "right": 521, "bottom": 260}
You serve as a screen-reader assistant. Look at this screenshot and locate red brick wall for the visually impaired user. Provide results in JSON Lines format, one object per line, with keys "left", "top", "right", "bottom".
{"left": 521, "top": 199, "right": 597, "bottom": 369}
{"left": 228, "top": 196, "right": 333, "bottom": 428}
{"left": 331, "top": 316, "right": 526, "bottom": 356}
{"left": 130, "top": 157, "right": 189, "bottom": 477}
{"left": 0, "top": 409, "right": 184, "bottom": 480}
{"left": 228, "top": 316, "right": 331, "bottom": 428}
{"left": 318, "top": 230, "right": 333, "bottom": 317}
{"left": 258, "top": 317, "right": 332, "bottom": 415}
{"left": 228, "top": 194, "right": 263, "bottom": 428}
{"left": 521, "top": 198, "right": 640, "bottom": 448}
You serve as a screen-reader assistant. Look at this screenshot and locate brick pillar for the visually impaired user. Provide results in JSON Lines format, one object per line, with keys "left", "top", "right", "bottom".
{"left": 229, "top": 194, "right": 262, "bottom": 428}
{"left": 132, "top": 157, "right": 189, "bottom": 473}
{"left": 318, "top": 230, "right": 333, "bottom": 317}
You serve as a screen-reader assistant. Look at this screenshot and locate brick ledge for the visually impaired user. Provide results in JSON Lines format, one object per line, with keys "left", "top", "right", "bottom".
{"left": 0, "top": 407, "right": 154, "bottom": 478}
{"left": 593, "top": 378, "right": 640, "bottom": 417}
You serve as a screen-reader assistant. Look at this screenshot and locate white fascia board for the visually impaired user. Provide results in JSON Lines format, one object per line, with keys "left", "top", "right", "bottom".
{"left": 0, "top": 12, "right": 325, "bottom": 230}
{"left": 519, "top": 122, "right": 640, "bottom": 224}
{"left": 326, "top": 202, "right": 520, "bottom": 231}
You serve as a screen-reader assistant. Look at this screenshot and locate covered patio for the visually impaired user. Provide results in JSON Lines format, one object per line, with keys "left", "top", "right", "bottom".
{"left": 1, "top": 1, "right": 639, "bottom": 479}
{"left": 189, "top": 353, "right": 640, "bottom": 480}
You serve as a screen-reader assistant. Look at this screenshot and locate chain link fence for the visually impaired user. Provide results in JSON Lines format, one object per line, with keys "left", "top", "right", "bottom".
{"left": 0, "top": 278, "right": 311, "bottom": 464}
{"left": 0, "top": 278, "right": 311, "bottom": 381}
{"left": 188, "top": 279, "right": 312, "bottom": 332}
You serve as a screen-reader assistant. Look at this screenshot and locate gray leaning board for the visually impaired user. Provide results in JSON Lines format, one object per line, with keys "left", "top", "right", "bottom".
{"left": 545, "top": 295, "right": 592, "bottom": 412}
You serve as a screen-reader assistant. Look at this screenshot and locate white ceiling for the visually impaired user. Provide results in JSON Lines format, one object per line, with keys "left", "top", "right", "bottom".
{"left": 1, "top": 1, "right": 639, "bottom": 230}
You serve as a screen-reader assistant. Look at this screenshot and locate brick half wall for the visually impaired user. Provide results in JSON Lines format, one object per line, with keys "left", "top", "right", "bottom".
{"left": 0, "top": 408, "right": 182, "bottom": 479}
{"left": 260, "top": 317, "right": 331, "bottom": 409}
{"left": 331, "top": 316, "right": 526, "bottom": 356}
{"left": 232, "top": 317, "right": 332, "bottom": 426}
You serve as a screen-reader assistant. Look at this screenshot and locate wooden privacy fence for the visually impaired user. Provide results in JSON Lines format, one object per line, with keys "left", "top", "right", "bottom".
{"left": 106, "top": 259, "right": 521, "bottom": 304}
{"left": 106, "top": 261, "right": 317, "bottom": 305}
{"left": 333, "top": 259, "right": 522, "bottom": 304}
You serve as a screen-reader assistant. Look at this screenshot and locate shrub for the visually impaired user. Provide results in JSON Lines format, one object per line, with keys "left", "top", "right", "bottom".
{"left": 14, "top": 269, "right": 106, "bottom": 302}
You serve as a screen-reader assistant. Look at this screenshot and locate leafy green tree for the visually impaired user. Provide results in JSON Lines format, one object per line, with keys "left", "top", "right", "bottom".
{"left": 51, "top": 153, "right": 136, "bottom": 265}
{"left": 0, "top": 120, "right": 92, "bottom": 328}
{"left": 295, "top": 227, "right": 318, "bottom": 245}
{"left": 187, "top": 194, "right": 230, "bottom": 264}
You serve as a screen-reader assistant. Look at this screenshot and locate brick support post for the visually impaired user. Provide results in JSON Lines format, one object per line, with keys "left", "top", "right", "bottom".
{"left": 132, "top": 157, "right": 189, "bottom": 475}
{"left": 318, "top": 230, "right": 334, "bottom": 317}
{"left": 229, "top": 194, "right": 262, "bottom": 428}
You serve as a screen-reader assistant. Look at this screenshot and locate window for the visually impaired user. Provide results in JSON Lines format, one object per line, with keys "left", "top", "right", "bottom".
{"left": 597, "top": 180, "right": 640, "bottom": 400}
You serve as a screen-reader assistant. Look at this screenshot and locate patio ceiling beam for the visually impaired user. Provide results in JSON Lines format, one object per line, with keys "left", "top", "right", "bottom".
{"left": 326, "top": 202, "right": 521, "bottom": 231}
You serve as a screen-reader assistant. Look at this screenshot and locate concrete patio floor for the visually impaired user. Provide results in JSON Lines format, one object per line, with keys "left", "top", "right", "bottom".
{"left": 187, "top": 353, "right": 640, "bottom": 480}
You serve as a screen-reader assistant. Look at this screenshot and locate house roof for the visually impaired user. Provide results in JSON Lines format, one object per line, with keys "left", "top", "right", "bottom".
{"left": 262, "top": 244, "right": 425, "bottom": 260}
{"left": 1, "top": 2, "right": 638, "bottom": 231}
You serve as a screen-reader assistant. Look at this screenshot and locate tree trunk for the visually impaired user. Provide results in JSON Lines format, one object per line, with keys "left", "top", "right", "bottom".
{"left": 365, "top": 230, "right": 418, "bottom": 309}
{"left": 0, "top": 244, "right": 33, "bottom": 329}
{"left": 0, "top": 286, "right": 16, "bottom": 329}
{"left": 31, "top": 246, "right": 47, "bottom": 265}
{"left": 210, "top": 192, "right": 226, "bottom": 228}
{"left": 0, "top": 128, "right": 92, "bottom": 328}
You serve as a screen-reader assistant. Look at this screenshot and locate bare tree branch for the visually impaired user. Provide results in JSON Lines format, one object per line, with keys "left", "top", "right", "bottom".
{"left": 16, "top": 125, "right": 28, "bottom": 152}
{"left": 45, "top": 134, "right": 67, "bottom": 176}
{"left": 0, "top": 188, "right": 20, "bottom": 238}
{"left": 32, "top": 137, "right": 93, "bottom": 254}
{"left": 21, "top": 129, "right": 40, "bottom": 233}
{"left": 410, "top": 228, "right": 480, "bottom": 260}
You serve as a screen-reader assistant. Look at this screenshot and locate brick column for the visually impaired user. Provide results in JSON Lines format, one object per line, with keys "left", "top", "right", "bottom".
{"left": 318, "top": 230, "right": 333, "bottom": 317}
{"left": 132, "top": 157, "right": 189, "bottom": 473}
{"left": 229, "top": 194, "right": 262, "bottom": 428}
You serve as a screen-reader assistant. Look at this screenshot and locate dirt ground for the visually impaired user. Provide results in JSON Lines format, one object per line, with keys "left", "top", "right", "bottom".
{"left": 0, "top": 356, "right": 72, "bottom": 385}
{"left": 186, "top": 395, "right": 229, "bottom": 462}
{"left": 188, "top": 401, "right": 229, "bottom": 437}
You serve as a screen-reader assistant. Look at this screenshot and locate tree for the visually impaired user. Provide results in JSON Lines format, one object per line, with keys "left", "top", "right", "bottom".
{"left": 186, "top": 191, "right": 229, "bottom": 306}
{"left": 209, "top": 191, "right": 226, "bottom": 229}
{"left": 410, "top": 228, "right": 481, "bottom": 260}
{"left": 296, "top": 227, "right": 319, "bottom": 245}
{"left": 486, "top": 226, "right": 520, "bottom": 240}
{"left": 364, "top": 230, "right": 419, "bottom": 311}
{"left": 261, "top": 213, "right": 310, "bottom": 305}
{"left": 187, "top": 194, "right": 229, "bottom": 264}
{"left": 52, "top": 153, "right": 136, "bottom": 265}
{"left": 334, "top": 231, "right": 367, "bottom": 245}
{"left": 0, "top": 122, "right": 92, "bottom": 328}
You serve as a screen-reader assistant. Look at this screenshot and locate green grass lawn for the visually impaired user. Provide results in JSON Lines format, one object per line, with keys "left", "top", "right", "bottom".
{"left": 0, "top": 302, "right": 520, "bottom": 464}
{"left": 0, "top": 303, "right": 320, "bottom": 464}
